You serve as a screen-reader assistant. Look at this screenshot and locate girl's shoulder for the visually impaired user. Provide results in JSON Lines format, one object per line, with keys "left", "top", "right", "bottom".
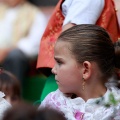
{"left": 40, "top": 89, "right": 68, "bottom": 109}
{"left": 43, "top": 89, "right": 64, "bottom": 100}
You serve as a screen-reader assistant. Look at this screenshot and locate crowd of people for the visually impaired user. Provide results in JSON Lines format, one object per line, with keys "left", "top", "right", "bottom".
{"left": 0, "top": 0, "right": 47, "bottom": 84}
{"left": 0, "top": 0, "right": 120, "bottom": 120}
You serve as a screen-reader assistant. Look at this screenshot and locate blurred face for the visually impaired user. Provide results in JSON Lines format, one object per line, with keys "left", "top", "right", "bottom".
{"left": 4, "top": 0, "right": 24, "bottom": 7}
{"left": 52, "top": 41, "right": 84, "bottom": 94}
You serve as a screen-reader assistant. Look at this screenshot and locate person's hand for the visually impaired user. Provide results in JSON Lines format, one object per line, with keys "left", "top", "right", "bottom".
{"left": 62, "top": 23, "right": 76, "bottom": 32}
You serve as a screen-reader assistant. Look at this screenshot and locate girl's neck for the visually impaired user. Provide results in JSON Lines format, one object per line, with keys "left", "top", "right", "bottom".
{"left": 78, "top": 84, "right": 107, "bottom": 102}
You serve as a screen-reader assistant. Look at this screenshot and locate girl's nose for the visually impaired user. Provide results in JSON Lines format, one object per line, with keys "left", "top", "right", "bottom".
{"left": 51, "top": 66, "right": 56, "bottom": 75}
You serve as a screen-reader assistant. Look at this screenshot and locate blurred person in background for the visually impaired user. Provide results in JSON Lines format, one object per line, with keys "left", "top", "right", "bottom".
{"left": 0, "top": 69, "right": 12, "bottom": 119}
{"left": 0, "top": 0, "right": 47, "bottom": 84}
{"left": 3, "top": 103, "right": 67, "bottom": 120}
{"left": 36, "top": 107, "right": 67, "bottom": 120}
{"left": 3, "top": 102, "right": 37, "bottom": 120}
{"left": 37, "top": 0, "right": 120, "bottom": 72}
{"left": 0, "top": 68, "right": 22, "bottom": 106}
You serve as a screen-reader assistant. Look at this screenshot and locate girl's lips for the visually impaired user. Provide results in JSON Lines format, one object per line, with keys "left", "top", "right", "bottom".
{"left": 56, "top": 80, "right": 59, "bottom": 84}
{"left": 55, "top": 76, "right": 59, "bottom": 83}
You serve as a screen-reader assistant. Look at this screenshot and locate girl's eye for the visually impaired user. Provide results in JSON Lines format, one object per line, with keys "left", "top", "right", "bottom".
{"left": 56, "top": 60, "right": 62, "bottom": 65}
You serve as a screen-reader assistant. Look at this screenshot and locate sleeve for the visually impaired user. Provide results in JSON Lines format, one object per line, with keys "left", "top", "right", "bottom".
{"left": 62, "top": 0, "right": 105, "bottom": 26}
{"left": 17, "top": 11, "right": 47, "bottom": 58}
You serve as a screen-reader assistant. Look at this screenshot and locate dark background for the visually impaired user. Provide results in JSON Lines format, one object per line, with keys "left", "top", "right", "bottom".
{"left": 28, "top": 0, "right": 58, "bottom": 6}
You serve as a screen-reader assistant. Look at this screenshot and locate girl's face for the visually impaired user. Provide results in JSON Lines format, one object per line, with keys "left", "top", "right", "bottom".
{"left": 52, "top": 41, "right": 84, "bottom": 94}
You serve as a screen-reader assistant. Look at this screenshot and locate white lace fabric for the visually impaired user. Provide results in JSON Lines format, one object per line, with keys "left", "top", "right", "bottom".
{"left": 40, "top": 87, "right": 120, "bottom": 120}
{"left": 0, "top": 91, "right": 11, "bottom": 119}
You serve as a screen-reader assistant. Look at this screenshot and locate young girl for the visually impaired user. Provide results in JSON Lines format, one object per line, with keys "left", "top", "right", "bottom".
{"left": 36, "top": 0, "right": 120, "bottom": 103}
{"left": 39, "top": 24, "right": 120, "bottom": 120}
{"left": 0, "top": 69, "right": 21, "bottom": 106}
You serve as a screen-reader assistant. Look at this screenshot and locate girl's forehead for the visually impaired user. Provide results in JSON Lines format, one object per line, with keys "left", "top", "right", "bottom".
{"left": 55, "top": 41, "right": 69, "bottom": 53}
{"left": 54, "top": 41, "right": 74, "bottom": 58}
{"left": 55, "top": 41, "right": 71, "bottom": 49}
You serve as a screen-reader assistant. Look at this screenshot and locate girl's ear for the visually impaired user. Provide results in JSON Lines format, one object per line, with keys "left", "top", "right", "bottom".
{"left": 82, "top": 61, "right": 92, "bottom": 80}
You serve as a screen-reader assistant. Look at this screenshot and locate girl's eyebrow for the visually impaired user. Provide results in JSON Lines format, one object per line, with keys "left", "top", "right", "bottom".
{"left": 54, "top": 57, "right": 63, "bottom": 61}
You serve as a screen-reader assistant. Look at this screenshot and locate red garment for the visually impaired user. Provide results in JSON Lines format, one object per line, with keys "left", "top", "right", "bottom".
{"left": 96, "top": 0, "right": 119, "bottom": 42}
{"left": 37, "top": 0, "right": 119, "bottom": 69}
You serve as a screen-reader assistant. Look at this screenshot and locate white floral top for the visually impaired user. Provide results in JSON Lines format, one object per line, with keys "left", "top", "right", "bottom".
{"left": 39, "top": 87, "right": 120, "bottom": 120}
{"left": 0, "top": 91, "right": 11, "bottom": 119}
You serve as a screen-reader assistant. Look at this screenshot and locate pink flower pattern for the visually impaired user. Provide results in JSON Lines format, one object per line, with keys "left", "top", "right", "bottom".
{"left": 39, "top": 88, "right": 120, "bottom": 120}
